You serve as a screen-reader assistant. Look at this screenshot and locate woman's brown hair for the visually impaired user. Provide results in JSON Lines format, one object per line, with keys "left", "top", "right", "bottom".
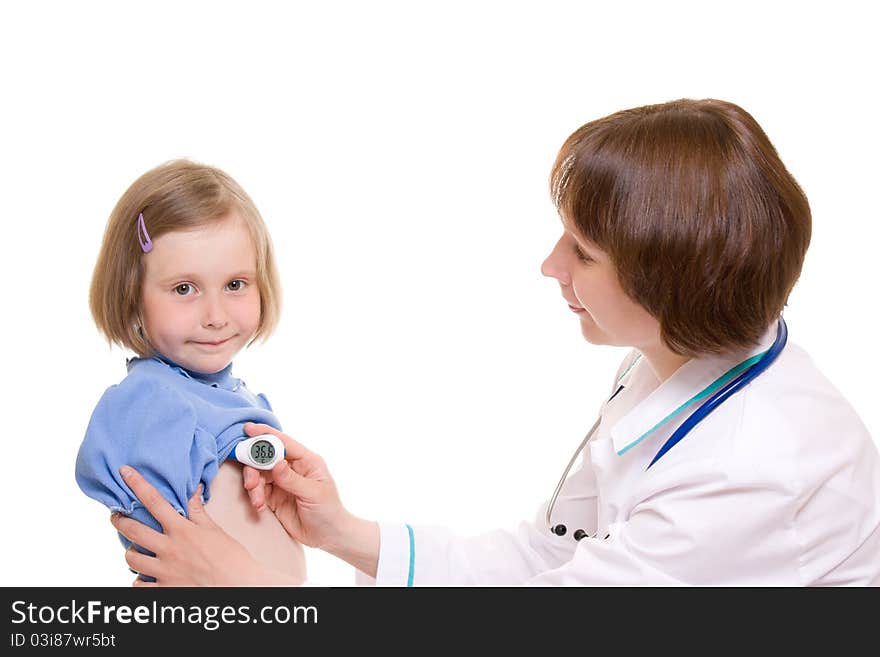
{"left": 90, "top": 159, "right": 281, "bottom": 356}
{"left": 550, "top": 98, "right": 811, "bottom": 356}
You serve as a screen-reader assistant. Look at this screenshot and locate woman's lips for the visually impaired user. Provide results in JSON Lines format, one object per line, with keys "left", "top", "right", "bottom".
{"left": 568, "top": 304, "right": 586, "bottom": 314}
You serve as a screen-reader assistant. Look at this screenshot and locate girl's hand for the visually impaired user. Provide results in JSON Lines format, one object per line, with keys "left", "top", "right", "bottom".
{"left": 111, "top": 466, "right": 298, "bottom": 586}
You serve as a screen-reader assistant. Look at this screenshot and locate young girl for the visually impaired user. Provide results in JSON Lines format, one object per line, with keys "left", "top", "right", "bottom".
{"left": 75, "top": 159, "right": 305, "bottom": 584}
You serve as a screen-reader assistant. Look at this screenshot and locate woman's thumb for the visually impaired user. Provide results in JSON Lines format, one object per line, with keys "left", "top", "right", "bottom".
{"left": 270, "top": 461, "right": 315, "bottom": 499}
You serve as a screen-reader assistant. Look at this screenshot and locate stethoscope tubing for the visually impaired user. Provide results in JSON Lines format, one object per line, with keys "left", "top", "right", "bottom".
{"left": 546, "top": 316, "right": 788, "bottom": 536}
{"left": 545, "top": 416, "right": 601, "bottom": 532}
{"left": 647, "top": 317, "right": 788, "bottom": 468}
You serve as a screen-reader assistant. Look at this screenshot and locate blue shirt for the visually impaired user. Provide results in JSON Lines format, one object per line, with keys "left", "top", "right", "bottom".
{"left": 75, "top": 355, "right": 282, "bottom": 546}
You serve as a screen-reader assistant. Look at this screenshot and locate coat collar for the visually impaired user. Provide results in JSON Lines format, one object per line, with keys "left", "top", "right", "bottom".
{"left": 609, "top": 322, "right": 779, "bottom": 457}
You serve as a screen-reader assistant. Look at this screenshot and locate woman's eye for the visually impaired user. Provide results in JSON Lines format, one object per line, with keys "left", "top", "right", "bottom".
{"left": 174, "top": 283, "right": 194, "bottom": 296}
{"left": 574, "top": 245, "right": 593, "bottom": 263}
{"left": 226, "top": 280, "right": 246, "bottom": 292}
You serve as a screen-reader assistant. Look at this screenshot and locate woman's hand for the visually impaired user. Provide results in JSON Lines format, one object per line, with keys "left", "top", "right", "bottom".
{"left": 111, "top": 467, "right": 298, "bottom": 587}
{"left": 239, "top": 423, "right": 380, "bottom": 576}
{"left": 240, "top": 423, "right": 348, "bottom": 549}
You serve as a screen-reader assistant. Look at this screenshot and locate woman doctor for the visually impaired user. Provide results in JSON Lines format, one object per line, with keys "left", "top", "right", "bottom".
{"left": 112, "top": 98, "right": 880, "bottom": 586}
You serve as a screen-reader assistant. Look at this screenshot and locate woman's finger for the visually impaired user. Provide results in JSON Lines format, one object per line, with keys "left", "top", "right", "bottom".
{"left": 124, "top": 546, "right": 158, "bottom": 577}
{"left": 111, "top": 514, "right": 167, "bottom": 554}
{"left": 186, "top": 484, "right": 216, "bottom": 526}
{"left": 242, "top": 466, "right": 266, "bottom": 511}
{"left": 269, "top": 459, "right": 318, "bottom": 499}
{"left": 133, "top": 578, "right": 158, "bottom": 588}
{"left": 264, "top": 483, "right": 275, "bottom": 511}
{"left": 242, "top": 465, "right": 261, "bottom": 491}
{"left": 119, "top": 466, "right": 186, "bottom": 531}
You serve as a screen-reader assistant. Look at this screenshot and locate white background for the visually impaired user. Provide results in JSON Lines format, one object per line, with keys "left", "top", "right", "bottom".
{"left": 1, "top": 1, "right": 876, "bottom": 587}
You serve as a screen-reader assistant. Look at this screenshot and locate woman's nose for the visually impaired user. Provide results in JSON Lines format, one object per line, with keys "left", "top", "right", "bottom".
{"left": 541, "top": 239, "right": 571, "bottom": 285}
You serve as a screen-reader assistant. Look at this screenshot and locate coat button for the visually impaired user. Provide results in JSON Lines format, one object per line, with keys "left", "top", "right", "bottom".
{"left": 573, "top": 529, "right": 588, "bottom": 541}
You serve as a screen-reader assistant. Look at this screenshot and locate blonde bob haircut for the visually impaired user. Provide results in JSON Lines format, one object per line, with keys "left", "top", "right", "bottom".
{"left": 551, "top": 98, "right": 811, "bottom": 357}
{"left": 90, "top": 159, "right": 281, "bottom": 357}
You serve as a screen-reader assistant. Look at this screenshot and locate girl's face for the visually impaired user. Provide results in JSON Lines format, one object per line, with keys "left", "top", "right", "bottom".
{"left": 541, "top": 225, "right": 661, "bottom": 349}
{"left": 140, "top": 213, "right": 261, "bottom": 374}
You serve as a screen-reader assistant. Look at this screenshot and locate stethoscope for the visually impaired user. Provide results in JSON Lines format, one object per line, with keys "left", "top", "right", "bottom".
{"left": 546, "top": 316, "right": 788, "bottom": 541}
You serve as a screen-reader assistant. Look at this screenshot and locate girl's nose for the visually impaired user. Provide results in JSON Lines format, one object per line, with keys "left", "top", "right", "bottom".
{"left": 201, "top": 294, "right": 228, "bottom": 329}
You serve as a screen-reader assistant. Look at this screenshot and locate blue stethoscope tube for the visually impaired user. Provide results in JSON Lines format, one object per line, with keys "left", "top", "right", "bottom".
{"left": 546, "top": 317, "right": 788, "bottom": 538}
{"left": 647, "top": 317, "right": 788, "bottom": 468}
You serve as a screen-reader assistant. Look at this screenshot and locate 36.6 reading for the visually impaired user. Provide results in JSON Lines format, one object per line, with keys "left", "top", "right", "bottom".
{"left": 11, "top": 632, "right": 117, "bottom": 648}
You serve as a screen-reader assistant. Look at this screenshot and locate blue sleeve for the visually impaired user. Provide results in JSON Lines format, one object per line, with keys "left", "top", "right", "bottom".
{"left": 257, "top": 392, "right": 273, "bottom": 412}
{"left": 75, "top": 377, "right": 216, "bottom": 543}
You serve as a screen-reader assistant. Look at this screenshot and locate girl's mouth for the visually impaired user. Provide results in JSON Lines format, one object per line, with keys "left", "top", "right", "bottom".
{"left": 193, "top": 337, "right": 231, "bottom": 347}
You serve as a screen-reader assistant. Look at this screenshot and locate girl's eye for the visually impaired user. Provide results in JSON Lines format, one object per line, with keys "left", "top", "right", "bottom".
{"left": 226, "top": 280, "right": 247, "bottom": 292}
{"left": 174, "top": 283, "right": 194, "bottom": 296}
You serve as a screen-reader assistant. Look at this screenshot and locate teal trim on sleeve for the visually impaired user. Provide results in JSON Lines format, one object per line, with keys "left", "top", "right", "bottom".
{"left": 405, "top": 524, "right": 415, "bottom": 587}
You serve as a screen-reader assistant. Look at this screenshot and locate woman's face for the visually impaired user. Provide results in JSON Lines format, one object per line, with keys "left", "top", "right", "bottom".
{"left": 541, "top": 225, "right": 660, "bottom": 349}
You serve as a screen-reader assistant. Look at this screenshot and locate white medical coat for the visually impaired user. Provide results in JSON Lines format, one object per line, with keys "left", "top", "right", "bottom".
{"left": 358, "top": 324, "right": 880, "bottom": 586}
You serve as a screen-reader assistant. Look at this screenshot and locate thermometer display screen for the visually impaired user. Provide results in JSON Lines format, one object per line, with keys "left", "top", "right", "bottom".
{"left": 250, "top": 440, "right": 276, "bottom": 464}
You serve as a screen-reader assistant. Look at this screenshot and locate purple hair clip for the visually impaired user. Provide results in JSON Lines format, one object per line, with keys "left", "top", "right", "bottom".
{"left": 137, "top": 212, "right": 153, "bottom": 253}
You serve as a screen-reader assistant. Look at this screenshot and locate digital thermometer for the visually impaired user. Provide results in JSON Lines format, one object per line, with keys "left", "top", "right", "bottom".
{"left": 229, "top": 434, "right": 285, "bottom": 470}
